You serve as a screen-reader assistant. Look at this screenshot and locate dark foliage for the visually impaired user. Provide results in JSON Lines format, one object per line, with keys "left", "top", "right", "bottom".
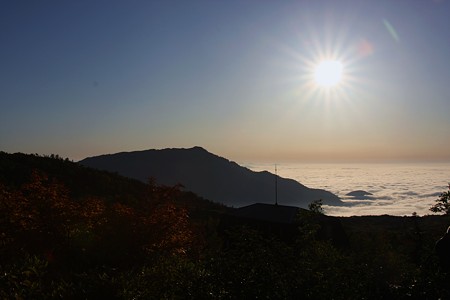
{"left": 1, "top": 152, "right": 450, "bottom": 299}
{"left": 430, "top": 184, "right": 450, "bottom": 215}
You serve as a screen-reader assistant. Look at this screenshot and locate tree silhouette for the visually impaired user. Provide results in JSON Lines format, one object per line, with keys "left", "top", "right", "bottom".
{"left": 308, "top": 199, "right": 324, "bottom": 215}
{"left": 430, "top": 184, "right": 450, "bottom": 215}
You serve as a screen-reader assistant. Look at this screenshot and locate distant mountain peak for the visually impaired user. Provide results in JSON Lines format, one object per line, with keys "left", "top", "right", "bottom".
{"left": 190, "top": 146, "right": 208, "bottom": 151}
{"left": 79, "top": 147, "right": 343, "bottom": 208}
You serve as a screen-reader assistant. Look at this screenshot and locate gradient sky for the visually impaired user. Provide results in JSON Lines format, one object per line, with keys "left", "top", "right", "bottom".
{"left": 2, "top": 0, "right": 450, "bottom": 162}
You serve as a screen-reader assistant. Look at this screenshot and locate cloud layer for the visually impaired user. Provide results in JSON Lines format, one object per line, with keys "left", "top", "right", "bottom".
{"left": 246, "top": 163, "right": 450, "bottom": 216}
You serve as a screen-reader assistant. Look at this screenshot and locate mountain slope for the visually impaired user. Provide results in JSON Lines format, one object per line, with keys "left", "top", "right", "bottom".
{"left": 0, "top": 151, "right": 227, "bottom": 215}
{"left": 79, "top": 147, "right": 343, "bottom": 208}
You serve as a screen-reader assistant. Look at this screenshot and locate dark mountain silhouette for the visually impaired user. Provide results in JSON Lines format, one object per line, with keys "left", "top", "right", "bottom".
{"left": 79, "top": 147, "right": 343, "bottom": 208}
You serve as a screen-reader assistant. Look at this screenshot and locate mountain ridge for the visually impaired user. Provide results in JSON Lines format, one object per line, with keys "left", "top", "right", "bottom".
{"left": 79, "top": 146, "right": 343, "bottom": 208}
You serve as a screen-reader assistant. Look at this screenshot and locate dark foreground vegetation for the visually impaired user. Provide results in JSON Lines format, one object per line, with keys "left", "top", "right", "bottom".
{"left": 1, "top": 152, "right": 449, "bottom": 299}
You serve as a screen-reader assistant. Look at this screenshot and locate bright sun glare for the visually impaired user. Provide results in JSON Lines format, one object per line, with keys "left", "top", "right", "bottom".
{"left": 314, "top": 60, "right": 343, "bottom": 87}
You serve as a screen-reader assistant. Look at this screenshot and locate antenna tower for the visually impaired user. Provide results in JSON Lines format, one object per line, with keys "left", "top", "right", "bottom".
{"left": 275, "top": 164, "right": 278, "bottom": 205}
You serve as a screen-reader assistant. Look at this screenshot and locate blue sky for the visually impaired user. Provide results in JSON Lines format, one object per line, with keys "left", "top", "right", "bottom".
{"left": 1, "top": 0, "right": 450, "bottom": 162}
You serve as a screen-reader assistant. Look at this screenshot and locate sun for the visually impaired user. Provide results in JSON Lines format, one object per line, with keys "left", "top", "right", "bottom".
{"left": 314, "top": 60, "right": 343, "bottom": 87}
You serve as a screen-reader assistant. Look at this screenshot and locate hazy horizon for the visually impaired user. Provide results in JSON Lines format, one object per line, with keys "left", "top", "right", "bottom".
{"left": 3, "top": 146, "right": 450, "bottom": 165}
{"left": 2, "top": 1, "right": 450, "bottom": 163}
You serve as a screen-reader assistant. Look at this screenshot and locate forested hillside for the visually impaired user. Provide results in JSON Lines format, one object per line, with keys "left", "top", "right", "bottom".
{"left": 80, "top": 147, "right": 342, "bottom": 207}
{"left": 1, "top": 152, "right": 449, "bottom": 299}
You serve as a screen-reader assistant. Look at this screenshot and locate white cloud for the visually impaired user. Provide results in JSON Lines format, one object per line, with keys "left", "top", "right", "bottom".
{"left": 246, "top": 162, "right": 450, "bottom": 216}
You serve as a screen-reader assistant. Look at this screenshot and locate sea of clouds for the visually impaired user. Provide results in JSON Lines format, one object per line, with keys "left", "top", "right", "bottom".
{"left": 244, "top": 162, "right": 450, "bottom": 217}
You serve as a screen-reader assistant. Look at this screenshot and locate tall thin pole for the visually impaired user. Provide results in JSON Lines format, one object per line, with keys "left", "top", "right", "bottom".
{"left": 275, "top": 164, "right": 278, "bottom": 206}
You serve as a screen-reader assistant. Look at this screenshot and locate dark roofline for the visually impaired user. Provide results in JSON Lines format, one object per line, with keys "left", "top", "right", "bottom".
{"left": 231, "top": 203, "right": 305, "bottom": 224}
{"left": 238, "top": 203, "right": 300, "bottom": 210}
